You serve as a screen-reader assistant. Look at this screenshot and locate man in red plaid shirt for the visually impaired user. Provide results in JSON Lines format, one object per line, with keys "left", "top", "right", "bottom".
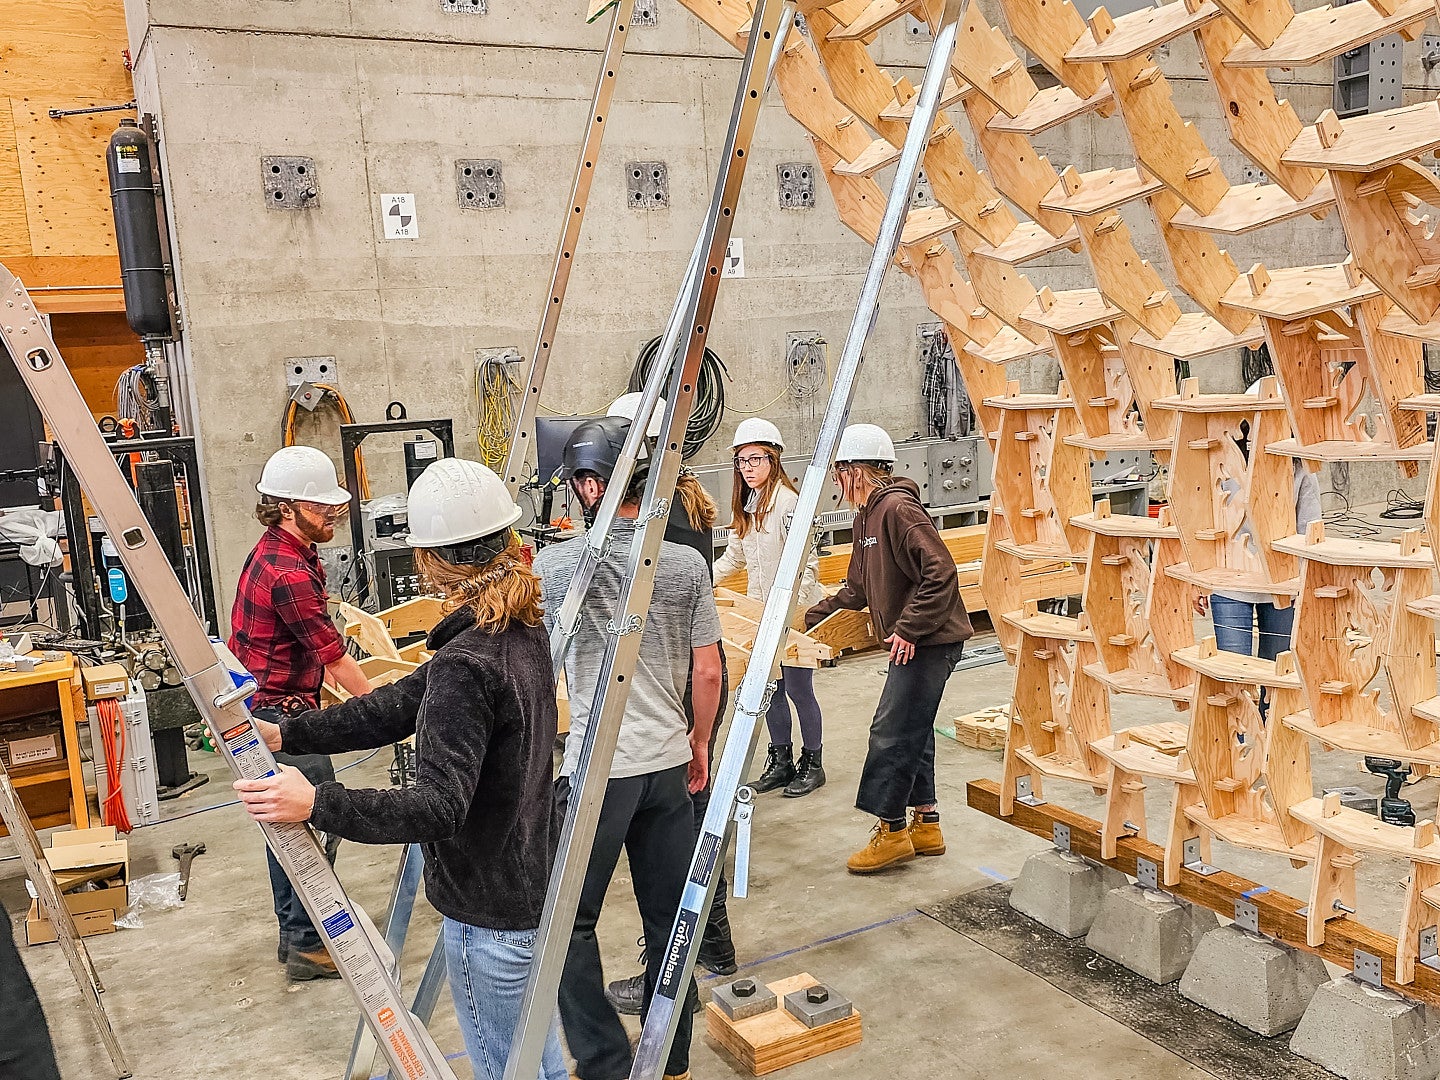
{"left": 229, "top": 446, "right": 372, "bottom": 981}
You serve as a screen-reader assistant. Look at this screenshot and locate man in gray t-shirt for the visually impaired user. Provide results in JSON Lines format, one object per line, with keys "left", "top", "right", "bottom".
{"left": 538, "top": 521, "right": 722, "bottom": 782}
{"left": 533, "top": 421, "right": 723, "bottom": 1080}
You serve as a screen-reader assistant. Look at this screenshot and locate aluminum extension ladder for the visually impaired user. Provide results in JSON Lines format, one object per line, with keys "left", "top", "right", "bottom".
{"left": 341, "top": 3, "right": 795, "bottom": 1079}
{"left": 627, "top": 3, "right": 966, "bottom": 1075}
{"left": 0, "top": 267, "right": 459, "bottom": 1080}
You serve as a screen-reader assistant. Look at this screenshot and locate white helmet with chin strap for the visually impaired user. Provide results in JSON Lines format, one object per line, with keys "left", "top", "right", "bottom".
{"left": 407, "top": 458, "right": 522, "bottom": 562}
{"left": 731, "top": 417, "right": 784, "bottom": 451}
{"left": 835, "top": 423, "right": 895, "bottom": 465}
{"left": 257, "top": 446, "right": 350, "bottom": 505}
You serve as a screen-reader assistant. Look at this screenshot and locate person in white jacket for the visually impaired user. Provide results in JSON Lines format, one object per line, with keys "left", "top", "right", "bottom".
{"left": 713, "top": 419, "right": 828, "bottom": 797}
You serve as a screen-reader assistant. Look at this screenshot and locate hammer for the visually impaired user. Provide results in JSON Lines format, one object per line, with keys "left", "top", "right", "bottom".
{"left": 172, "top": 841, "right": 206, "bottom": 901}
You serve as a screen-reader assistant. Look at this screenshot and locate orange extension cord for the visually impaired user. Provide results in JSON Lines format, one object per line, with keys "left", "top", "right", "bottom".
{"left": 96, "top": 697, "right": 132, "bottom": 834}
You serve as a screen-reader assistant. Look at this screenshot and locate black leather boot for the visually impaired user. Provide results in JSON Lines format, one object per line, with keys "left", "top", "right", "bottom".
{"left": 697, "top": 896, "right": 737, "bottom": 975}
{"left": 751, "top": 743, "right": 795, "bottom": 793}
{"left": 783, "top": 748, "right": 826, "bottom": 798}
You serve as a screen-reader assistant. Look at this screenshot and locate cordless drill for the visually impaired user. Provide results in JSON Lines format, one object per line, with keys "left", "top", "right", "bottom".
{"left": 1364, "top": 757, "right": 1416, "bottom": 827}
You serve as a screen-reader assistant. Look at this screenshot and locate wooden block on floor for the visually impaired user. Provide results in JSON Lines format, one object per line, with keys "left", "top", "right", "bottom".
{"left": 705, "top": 973, "right": 863, "bottom": 1076}
{"left": 946, "top": 703, "right": 1012, "bottom": 750}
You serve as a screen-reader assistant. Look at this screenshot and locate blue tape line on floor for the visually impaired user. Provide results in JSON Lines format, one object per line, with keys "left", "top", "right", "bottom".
{"left": 976, "top": 866, "right": 1010, "bottom": 883}
{"left": 700, "top": 908, "right": 921, "bottom": 983}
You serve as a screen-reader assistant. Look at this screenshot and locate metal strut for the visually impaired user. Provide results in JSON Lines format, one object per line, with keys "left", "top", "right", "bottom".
{"left": 0, "top": 266, "right": 459, "bottom": 1080}
{"left": 626, "top": 4, "right": 965, "bottom": 1076}
{"left": 501, "top": 2, "right": 792, "bottom": 1077}
{"left": 502, "top": 0, "right": 639, "bottom": 498}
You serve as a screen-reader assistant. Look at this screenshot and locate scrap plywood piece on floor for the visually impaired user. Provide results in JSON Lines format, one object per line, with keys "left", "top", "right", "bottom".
{"left": 705, "top": 972, "right": 863, "bottom": 1075}
{"left": 941, "top": 702, "right": 1012, "bottom": 750}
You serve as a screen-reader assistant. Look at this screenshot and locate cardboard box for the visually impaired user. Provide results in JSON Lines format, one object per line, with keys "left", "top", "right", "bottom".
{"left": 82, "top": 663, "right": 130, "bottom": 701}
{"left": 6, "top": 731, "right": 60, "bottom": 767}
{"left": 35, "top": 826, "right": 130, "bottom": 920}
{"left": 25, "top": 899, "right": 115, "bottom": 945}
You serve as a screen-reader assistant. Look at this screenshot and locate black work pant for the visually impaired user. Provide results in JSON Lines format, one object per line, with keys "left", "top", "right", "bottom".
{"left": 558, "top": 764, "right": 695, "bottom": 1080}
{"left": 0, "top": 907, "right": 62, "bottom": 1080}
{"left": 685, "top": 658, "right": 733, "bottom": 964}
{"left": 266, "top": 751, "right": 336, "bottom": 953}
{"left": 855, "top": 641, "right": 963, "bottom": 822}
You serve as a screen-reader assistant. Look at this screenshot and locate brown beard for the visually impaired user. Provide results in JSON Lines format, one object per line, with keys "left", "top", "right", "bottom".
{"left": 292, "top": 508, "right": 335, "bottom": 545}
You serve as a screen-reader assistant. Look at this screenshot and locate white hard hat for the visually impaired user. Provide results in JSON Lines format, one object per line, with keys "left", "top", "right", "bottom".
{"left": 406, "top": 458, "right": 522, "bottom": 548}
{"left": 836, "top": 423, "right": 895, "bottom": 464}
{"left": 608, "top": 392, "right": 665, "bottom": 439}
{"left": 731, "top": 417, "right": 784, "bottom": 451}
{"left": 257, "top": 446, "right": 350, "bottom": 506}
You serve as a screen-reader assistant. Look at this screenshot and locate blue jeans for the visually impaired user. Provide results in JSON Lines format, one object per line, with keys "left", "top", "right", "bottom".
{"left": 443, "top": 917, "right": 566, "bottom": 1080}
{"left": 1209, "top": 595, "right": 1295, "bottom": 660}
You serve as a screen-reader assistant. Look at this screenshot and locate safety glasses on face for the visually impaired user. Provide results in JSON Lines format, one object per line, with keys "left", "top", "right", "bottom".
{"left": 831, "top": 462, "right": 855, "bottom": 480}
{"left": 734, "top": 453, "right": 768, "bottom": 470}
{"left": 295, "top": 501, "right": 347, "bottom": 522}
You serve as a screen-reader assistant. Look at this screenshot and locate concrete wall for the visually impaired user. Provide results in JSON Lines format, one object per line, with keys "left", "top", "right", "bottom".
{"left": 121, "top": 0, "right": 1421, "bottom": 618}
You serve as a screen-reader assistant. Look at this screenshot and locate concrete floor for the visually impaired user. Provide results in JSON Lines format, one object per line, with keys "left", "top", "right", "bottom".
{"left": 5, "top": 634, "right": 1419, "bottom": 1080}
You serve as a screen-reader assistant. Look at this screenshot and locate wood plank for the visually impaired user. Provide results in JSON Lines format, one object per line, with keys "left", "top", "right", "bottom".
{"left": 1039, "top": 167, "right": 1163, "bottom": 216}
{"left": 1168, "top": 179, "right": 1335, "bottom": 236}
{"left": 1225, "top": 0, "right": 1433, "bottom": 68}
{"left": 972, "top": 221, "right": 1080, "bottom": 265}
{"left": 1066, "top": 0, "right": 1221, "bottom": 62}
{"left": 1128, "top": 312, "right": 1266, "bottom": 360}
{"left": 1220, "top": 262, "right": 1379, "bottom": 321}
{"left": 1018, "top": 288, "right": 1123, "bottom": 334}
{"left": 1281, "top": 101, "right": 1440, "bottom": 173}
{"left": 877, "top": 77, "right": 969, "bottom": 122}
{"left": 986, "top": 81, "right": 1114, "bottom": 136}
{"left": 825, "top": 0, "right": 921, "bottom": 40}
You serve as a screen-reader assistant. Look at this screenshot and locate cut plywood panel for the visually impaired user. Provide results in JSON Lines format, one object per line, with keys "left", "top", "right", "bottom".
{"left": 1225, "top": 0, "right": 1434, "bottom": 68}
{"left": 705, "top": 973, "right": 862, "bottom": 1075}
{"left": 13, "top": 100, "right": 118, "bottom": 259}
{"left": 0, "top": 103, "right": 30, "bottom": 258}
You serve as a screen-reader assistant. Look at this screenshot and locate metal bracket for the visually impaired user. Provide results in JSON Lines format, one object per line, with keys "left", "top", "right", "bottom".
{"left": 1015, "top": 775, "right": 1045, "bottom": 807}
{"left": 1135, "top": 857, "right": 1160, "bottom": 892}
{"left": 1052, "top": 822, "right": 1071, "bottom": 854}
{"left": 457, "top": 159, "right": 505, "bottom": 209}
{"left": 626, "top": 161, "right": 669, "bottom": 209}
{"left": 1182, "top": 837, "right": 1221, "bottom": 876}
{"left": 261, "top": 156, "right": 319, "bottom": 209}
{"left": 911, "top": 168, "right": 937, "bottom": 208}
{"left": 777, "top": 162, "right": 815, "bottom": 209}
{"left": 632, "top": 0, "right": 657, "bottom": 24}
{"left": 1422, "top": 927, "right": 1440, "bottom": 972}
{"left": 440, "top": 0, "right": 487, "bottom": 12}
{"left": 1353, "top": 949, "right": 1383, "bottom": 988}
{"left": 1233, "top": 898, "right": 1260, "bottom": 935}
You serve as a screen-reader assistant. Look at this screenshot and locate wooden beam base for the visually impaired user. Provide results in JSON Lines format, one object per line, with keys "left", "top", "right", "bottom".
{"left": 966, "top": 777, "right": 1440, "bottom": 1007}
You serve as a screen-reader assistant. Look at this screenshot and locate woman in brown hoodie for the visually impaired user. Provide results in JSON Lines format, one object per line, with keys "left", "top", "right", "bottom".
{"left": 806, "top": 424, "right": 972, "bottom": 873}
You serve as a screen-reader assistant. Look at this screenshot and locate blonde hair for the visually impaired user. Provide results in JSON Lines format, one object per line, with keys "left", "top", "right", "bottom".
{"left": 729, "top": 445, "right": 795, "bottom": 539}
{"left": 677, "top": 470, "right": 717, "bottom": 532}
{"left": 414, "top": 536, "right": 543, "bottom": 633}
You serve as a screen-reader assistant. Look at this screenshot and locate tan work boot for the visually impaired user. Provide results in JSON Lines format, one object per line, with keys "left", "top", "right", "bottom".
{"left": 909, "top": 809, "right": 946, "bottom": 856}
{"left": 846, "top": 820, "right": 916, "bottom": 874}
{"left": 286, "top": 946, "right": 341, "bottom": 982}
{"left": 664, "top": 1073, "right": 692, "bottom": 1080}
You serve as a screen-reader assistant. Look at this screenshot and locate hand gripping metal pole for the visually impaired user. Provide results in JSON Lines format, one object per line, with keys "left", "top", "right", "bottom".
{"left": 502, "top": 0, "right": 638, "bottom": 498}
{"left": 0, "top": 266, "right": 459, "bottom": 1080}
{"left": 501, "top": 3, "right": 791, "bottom": 1077}
{"left": 627, "top": 5, "right": 965, "bottom": 1076}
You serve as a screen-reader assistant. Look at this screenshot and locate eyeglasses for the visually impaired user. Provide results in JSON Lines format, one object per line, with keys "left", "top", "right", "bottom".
{"left": 296, "top": 501, "right": 346, "bottom": 522}
{"left": 735, "top": 454, "right": 768, "bottom": 469}
{"left": 832, "top": 463, "right": 855, "bottom": 478}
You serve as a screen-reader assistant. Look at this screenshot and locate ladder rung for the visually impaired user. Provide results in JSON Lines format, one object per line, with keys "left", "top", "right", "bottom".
{"left": 1195, "top": 528, "right": 1227, "bottom": 541}
{"left": 1303, "top": 395, "right": 1339, "bottom": 409}
{"left": 1033, "top": 648, "right": 1055, "bottom": 660}
{"left": 1188, "top": 438, "right": 1219, "bottom": 450}
{"left": 1108, "top": 633, "right": 1136, "bottom": 646}
{"left": 1213, "top": 777, "right": 1242, "bottom": 792}
{"left": 1314, "top": 584, "right": 1350, "bottom": 599}
{"left": 1087, "top": 396, "right": 1119, "bottom": 407}
{"left": 1206, "top": 693, "right": 1236, "bottom": 707}
{"left": 1019, "top": 507, "right": 1043, "bottom": 518}
{"left": 1128, "top": 65, "right": 1162, "bottom": 90}
{"left": 1319, "top": 680, "right": 1351, "bottom": 695}
{"left": 1100, "top": 554, "right": 1128, "bottom": 566}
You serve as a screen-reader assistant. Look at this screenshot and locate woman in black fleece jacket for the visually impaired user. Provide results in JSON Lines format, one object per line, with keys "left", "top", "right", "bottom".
{"left": 235, "top": 459, "right": 566, "bottom": 1080}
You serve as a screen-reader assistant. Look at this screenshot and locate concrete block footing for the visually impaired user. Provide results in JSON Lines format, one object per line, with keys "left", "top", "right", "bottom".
{"left": 1084, "top": 884, "right": 1218, "bottom": 984}
{"left": 1178, "top": 924, "right": 1329, "bottom": 1036}
{"left": 1291, "top": 977, "right": 1440, "bottom": 1080}
{"left": 1008, "top": 849, "right": 1130, "bottom": 939}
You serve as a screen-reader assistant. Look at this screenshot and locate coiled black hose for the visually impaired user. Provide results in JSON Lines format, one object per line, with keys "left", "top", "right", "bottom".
{"left": 629, "top": 335, "right": 727, "bottom": 459}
